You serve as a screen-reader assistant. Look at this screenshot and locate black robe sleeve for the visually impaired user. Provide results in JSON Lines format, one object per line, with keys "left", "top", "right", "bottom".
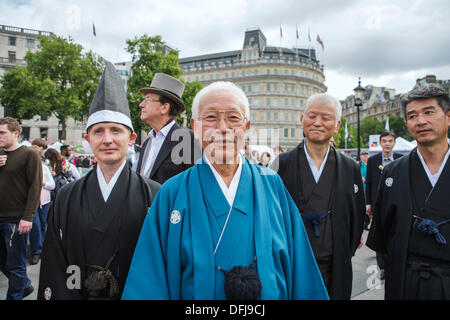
{"left": 37, "top": 189, "right": 83, "bottom": 300}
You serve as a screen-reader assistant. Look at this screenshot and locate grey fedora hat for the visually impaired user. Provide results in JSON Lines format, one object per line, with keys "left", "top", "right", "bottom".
{"left": 140, "top": 73, "right": 185, "bottom": 114}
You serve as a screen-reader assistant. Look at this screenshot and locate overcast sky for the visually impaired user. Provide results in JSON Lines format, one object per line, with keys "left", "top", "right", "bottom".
{"left": 2, "top": 0, "right": 449, "bottom": 100}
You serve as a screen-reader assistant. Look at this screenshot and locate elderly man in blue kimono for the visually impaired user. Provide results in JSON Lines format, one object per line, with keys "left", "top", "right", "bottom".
{"left": 122, "top": 81, "right": 328, "bottom": 300}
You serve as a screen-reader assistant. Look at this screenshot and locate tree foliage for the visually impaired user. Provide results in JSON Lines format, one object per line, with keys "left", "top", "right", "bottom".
{"left": 0, "top": 35, "right": 104, "bottom": 140}
{"left": 125, "top": 35, "right": 183, "bottom": 140}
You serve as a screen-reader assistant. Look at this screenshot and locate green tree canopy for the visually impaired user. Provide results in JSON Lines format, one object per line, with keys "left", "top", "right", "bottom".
{"left": 125, "top": 35, "right": 183, "bottom": 141}
{"left": 0, "top": 35, "right": 104, "bottom": 140}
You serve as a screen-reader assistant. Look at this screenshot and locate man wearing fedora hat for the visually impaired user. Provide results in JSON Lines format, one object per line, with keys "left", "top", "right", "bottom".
{"left": 136, "top": 73, "right": 201, "bottom": 184}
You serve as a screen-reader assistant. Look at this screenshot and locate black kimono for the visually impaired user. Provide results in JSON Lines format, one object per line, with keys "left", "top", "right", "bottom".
{"left": 37, "top": 163, "right": 160, "bottom": 300}
{"left": 273, "top": 142, "right": 366, "bottom": 299}
{"left": 367, "top": 148, "right": 450, "bottom": 300}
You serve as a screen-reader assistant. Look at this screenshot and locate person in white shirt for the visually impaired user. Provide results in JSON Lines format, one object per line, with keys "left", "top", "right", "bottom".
{"left": 136, "top": 73, "right": 201, "bottom": 184}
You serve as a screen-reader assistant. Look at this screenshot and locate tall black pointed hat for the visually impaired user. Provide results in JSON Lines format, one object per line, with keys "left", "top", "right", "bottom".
{"left": 86, "top": 61, "right": 134, "bottom": 132}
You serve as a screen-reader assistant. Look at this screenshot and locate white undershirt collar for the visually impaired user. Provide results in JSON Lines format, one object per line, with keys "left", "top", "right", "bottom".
{"left": 416, "top": 146, "right": 450, "bottom": 187}
{"left": 96, "top": 160, "right": 127, "bottom": 202}
{"left": 204, "top": 154, "right": 243, "bottom": 207}
{"left": 303, "top": 140, "right": 331, "bottom": 183}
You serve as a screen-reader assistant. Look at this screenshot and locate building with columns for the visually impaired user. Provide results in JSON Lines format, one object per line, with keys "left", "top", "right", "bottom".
{"left": 0, "top": 24, "right": 87, "bottom": 144}
{"left": 179, "top": 28, "right": 327, "bottom": 150}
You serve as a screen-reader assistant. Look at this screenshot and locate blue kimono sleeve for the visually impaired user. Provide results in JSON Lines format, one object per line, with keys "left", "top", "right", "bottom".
{"left": 275, "top": 175, "right": 329, "bottom": 300}
{"left": 121, "top": 188, "right": 171, "bottom": 300}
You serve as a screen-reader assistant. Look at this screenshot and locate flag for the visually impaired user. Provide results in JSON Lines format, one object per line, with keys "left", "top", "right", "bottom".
{"left": 316, "top": 34, "right": 324, "bottom": 50}
{"left": 280, "top": 25, "right": 283, "bottom": 38}
{"left": 296, "top": 25, "right": 299, "bottom": 39}
{"left": 308, "top": 28, "right": 311, "bottom": 42}
{"left": 345, "top": 122, "right": 349, "bottom": 139}
{"left": 92, "top": 23, "right": 96, "bottom": 37}
{"left": 385, "top": 117, "right": 390, "bottom": 131}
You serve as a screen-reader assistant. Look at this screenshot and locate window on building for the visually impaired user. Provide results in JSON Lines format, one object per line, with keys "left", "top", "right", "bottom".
{"left": 291, "top": 128, "right": 296, "bottom": 138}
{"left": 284, "top": 128, "right": 289, "bottom": 137}
{"left": 266, "top": 112, "right": 271, "bottom": 120}
{"left": 242, "top": 71, "right": 245, "bottom": 77}
{"left": 254, "top": 69, "right": 258, "bottom": 75}
{"left": 284, "top": 112, "right": 289, "bottom": 121}
{"left": 274, "top": 69, "right": 278, "bottom": 75}
{"left": 266, "top": 83, "right": 270, "bottom": 91}
{"left": 26, "top": 38, "right": 35, "bottom": 49}
{"left": 291, "top": 113, "right": 295, "bottom": 121}
{"left": 266, "top": 69, "right": 271, "bottom": 75}
{"left": 266, "top": 128, "right": 271, "bottom": 138}
{"left": 273, "top": 84, "right": 278, "bottom": 92}
{"left": 248, "top": 85, "right": 252, "bottom": 92}
{"left": 252, "top": 112, "right": 256, "bottom": 121}
{"left": 216, "top": 74, "right": 220, "bottom": 80}
{"left": 253, "top": 85, "right": 259, "bottom": 92}
{"left": 231, "top": 72, "right": 235, "bottom": 78}
{"left": 266, "top": 98, "right": 271, "bottom": 107}
{"left": 274, "top": 112, "right": 278, "bottom": 120}
{"left": 21, "top": 127, "right": 30, "bottom": 141}
{"left": 40, "top": 127, "right": 48, "bottom": 139}
{"left": 300, "top": 100, "right": 304, "bottom": 107}
{"left": 291, "top": 84, "right": 295, "bottom": 93}
{"left": 225, "top": 73, "right": 228, "bottom": 79}
{"left": 8, "top": 51, "right": 16, "bottom": 62}
{"left": 8, "top": 36, "right": 16, "bottom": 46}
{"left": 273, "top": 99, "right": 278, "bottom": 107}
{"left": 274, "top": 128, "right": 279, "bottom": 138}
{"left": 254, "top": 98, "right": 259, "bottom": 106}
{"left": 284, "top": 98, "right": 289, "bottom": 107}
{"left": 291, "top": 99, "right": 296, "bottom": 107}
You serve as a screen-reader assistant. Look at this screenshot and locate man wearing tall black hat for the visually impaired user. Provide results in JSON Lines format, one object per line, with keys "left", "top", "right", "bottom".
{"left": 37, "top": 62, "right": 161, "bottom": 300}
{"left": 136, "top": 73, "right": 201, "bottom": 184}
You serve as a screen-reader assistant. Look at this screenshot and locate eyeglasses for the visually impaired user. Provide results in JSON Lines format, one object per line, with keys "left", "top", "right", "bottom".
{"left": 198, "top": 110, "right": 247, "bottom": 127}
{"left": 143, "top": 97, "right": 161, "bottom": 105}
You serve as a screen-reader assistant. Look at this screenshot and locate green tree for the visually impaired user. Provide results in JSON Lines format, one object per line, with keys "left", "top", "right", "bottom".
{"left": 125, "top": 34, "right": 184, "bottom": 141}
{"left": 360, "top": 117, "right": 384, "bottom": 145}
{"left": 384, "top": 115, "right": 412, "bottom": 140}
{"left": 180, "top": 80, "right": 203, "bottom": 128}
{"left": 333, "top": 117, "right": 361, "bottom": 148}
{"left": 0, "top": 35, "right": 104, "bottom": 140}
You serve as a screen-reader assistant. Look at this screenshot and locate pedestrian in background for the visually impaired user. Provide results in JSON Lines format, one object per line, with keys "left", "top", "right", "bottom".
{"left": 29, "top": 140, "right": 55, "bottom": 266}
{"left": 0, "top": 117, "right": 42, "bottom": 300}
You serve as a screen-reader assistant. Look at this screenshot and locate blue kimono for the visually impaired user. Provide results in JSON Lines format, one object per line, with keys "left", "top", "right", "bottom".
{"left": 122, "top": 157, "right": 328, "bottom": 300}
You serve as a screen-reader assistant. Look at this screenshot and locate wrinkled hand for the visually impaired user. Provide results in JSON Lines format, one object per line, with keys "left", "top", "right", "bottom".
{"left": 18, "top": 220, "right": 32, "bottom": 235}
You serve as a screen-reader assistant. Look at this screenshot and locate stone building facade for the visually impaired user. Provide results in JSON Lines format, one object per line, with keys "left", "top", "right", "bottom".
{"left": 0, "top": 24, "right": 87, "bottom": 144}
{"left": 178, "top": 28, "right": 327, "bottom": 150}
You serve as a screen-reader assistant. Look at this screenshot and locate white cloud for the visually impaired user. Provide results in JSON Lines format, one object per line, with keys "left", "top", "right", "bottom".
{"left": 1, "top": 0, "right": 448, "bottom": 100}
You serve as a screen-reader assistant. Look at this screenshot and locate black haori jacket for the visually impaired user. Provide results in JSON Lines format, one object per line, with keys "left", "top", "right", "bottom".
{"left": 37, "top": 163, "right": 160, "bottom": 300}
{"left": 273, "top": 142, "right": 366, "bottom": 300}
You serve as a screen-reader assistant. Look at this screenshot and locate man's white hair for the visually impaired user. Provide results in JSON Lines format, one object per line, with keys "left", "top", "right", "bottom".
{"left": 304, "top": 93, "right": 342, "bottom": 126}
{"left": 191, "top": 81, "right": 250, "bottom": 120}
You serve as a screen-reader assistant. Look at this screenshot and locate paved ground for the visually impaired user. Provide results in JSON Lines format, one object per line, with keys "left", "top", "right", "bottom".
{"left": 1, "top": 231, "right": 384, "bottom": 300}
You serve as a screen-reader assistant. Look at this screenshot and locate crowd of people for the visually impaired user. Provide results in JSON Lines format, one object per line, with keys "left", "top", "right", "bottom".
{"left": 0, "top": 62, "right": 449, "bottom": 301}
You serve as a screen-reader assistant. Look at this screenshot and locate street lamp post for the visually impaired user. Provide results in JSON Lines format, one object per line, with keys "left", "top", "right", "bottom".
{"left": 353, "top": 78, "right": 365, "bottom": 161}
